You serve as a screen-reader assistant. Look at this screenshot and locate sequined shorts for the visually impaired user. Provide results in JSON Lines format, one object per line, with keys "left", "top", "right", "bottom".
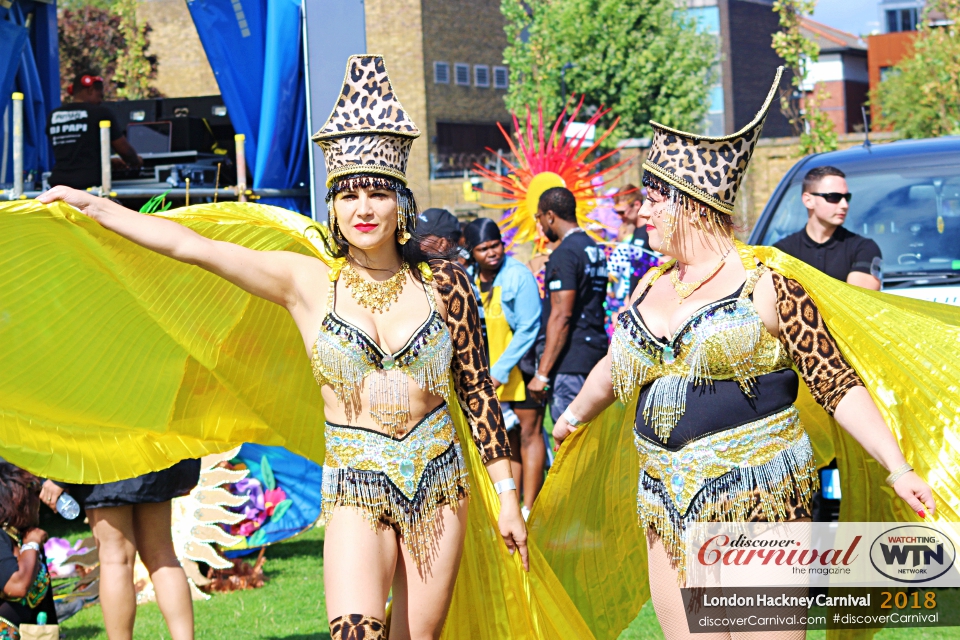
{"left": 321, "top": 403, "right": 469, "bottom": 569}
{"left": 635, "top": 405, "right": 817, "bottom": 581}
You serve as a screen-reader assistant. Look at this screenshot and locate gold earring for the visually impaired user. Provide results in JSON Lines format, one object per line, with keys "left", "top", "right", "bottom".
{"left": 331, "top": 215, "right": 343, "bottom": 242}
{"left": 397, "top": 211, "right": 411, "bottom": 245}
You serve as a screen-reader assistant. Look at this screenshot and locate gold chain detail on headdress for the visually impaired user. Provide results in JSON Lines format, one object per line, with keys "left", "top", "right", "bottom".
{"left": 341, "top": 262, "right": 410, "bottom": 313}
{"left": 669, "top": 245, "right": 733, "bottom": 301}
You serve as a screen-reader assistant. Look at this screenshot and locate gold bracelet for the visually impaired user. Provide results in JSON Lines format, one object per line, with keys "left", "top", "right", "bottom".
{"left": 885, "top": 463, "right": 913, "bottom": 487}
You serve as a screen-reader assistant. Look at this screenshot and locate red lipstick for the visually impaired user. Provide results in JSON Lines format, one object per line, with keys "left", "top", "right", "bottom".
{"left": 354, "top": 223, "right": 378, "bottom": 232}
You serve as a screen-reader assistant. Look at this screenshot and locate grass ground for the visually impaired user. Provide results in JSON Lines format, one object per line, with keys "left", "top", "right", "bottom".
{"left": 50, "top": 509, "right": 960, "bottom": 640}
{"left": 43, "top": 418, "right": 960, "bottom": 640}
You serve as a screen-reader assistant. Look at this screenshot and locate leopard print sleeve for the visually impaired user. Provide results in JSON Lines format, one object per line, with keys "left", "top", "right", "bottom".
{"left": 771, "top": 273, "right": 864, "bottom": 414}
{"left": 429, "top": 259, "right": 511, "bottom": 463}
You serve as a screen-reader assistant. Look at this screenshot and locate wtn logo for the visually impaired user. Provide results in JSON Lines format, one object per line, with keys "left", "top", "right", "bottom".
{"left": 879, "top": 542, "right": 945, "bottom": 571}
{"left": 870, "top": 526, "right": 956, "bottom": 584}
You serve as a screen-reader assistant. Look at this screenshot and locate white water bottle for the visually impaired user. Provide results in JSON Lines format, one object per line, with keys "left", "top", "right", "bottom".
{"left": 56, "top": 493, "right": 81, "bottom": 520}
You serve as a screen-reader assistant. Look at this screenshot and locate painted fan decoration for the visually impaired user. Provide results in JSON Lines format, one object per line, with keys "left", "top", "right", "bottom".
{"left": 472, "top": 98, "right": 633, "bottom": 249}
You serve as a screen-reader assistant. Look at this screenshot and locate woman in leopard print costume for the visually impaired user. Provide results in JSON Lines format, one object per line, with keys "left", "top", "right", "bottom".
{"left": 38, "top": 54, "right": 527, "bottom": 640}
{"left": 550, "top": 69, "right": 934, "bottom": 639}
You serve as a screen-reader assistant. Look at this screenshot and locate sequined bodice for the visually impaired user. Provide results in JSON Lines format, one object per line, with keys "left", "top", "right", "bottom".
{"left": 311, "top": 273, "right": 453, "bottom": 433}
{"left": 610, "top": 264, "right": 792, "bottom": 441}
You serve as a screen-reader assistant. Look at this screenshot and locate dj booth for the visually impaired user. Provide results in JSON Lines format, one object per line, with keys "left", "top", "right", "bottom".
{"left": 104, "top": 95, "right": 239, "bottom": 193}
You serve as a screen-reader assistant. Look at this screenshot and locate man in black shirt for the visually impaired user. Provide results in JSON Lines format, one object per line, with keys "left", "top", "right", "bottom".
{"left": 774, "top": 165, "right": 881, "bottom": 290}
{"left": 47, "top": 73, "right": 141, "bottom": 189}
{"left": 526, "top": 187, "right": 608, "bottom": 422}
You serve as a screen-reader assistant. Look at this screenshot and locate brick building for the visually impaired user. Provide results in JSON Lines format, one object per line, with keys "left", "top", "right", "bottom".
{"left": 866, "top": 0, "right": 926, "bottom": 124}
{"left": 798, "top": 18, "right": 868, "bottom": 134}
{"left": 137, "top": 0, "right": 218, "bottom": 98}
{"left": 687, "top": 0, "right": 792, "bottom": 138}
{"left": 362, "top": 0, "right": 512, "bottom": 201}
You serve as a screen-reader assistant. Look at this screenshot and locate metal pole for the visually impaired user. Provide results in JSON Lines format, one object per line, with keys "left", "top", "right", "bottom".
{"left": 12, "top": 92, "right": 23, "bottom": 199}
{"left": 301, "top": 0, "right": 317, "bottom": 220}
{"left": 235, "top": 133, "right": 247, "bottom": 202}
{"left": 100, "top": 120, "right": 112, "bottom": 196}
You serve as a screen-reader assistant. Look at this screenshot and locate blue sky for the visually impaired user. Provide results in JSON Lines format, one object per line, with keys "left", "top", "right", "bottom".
{"left": 812, "top": 0, "right": 883, "bottom": 37}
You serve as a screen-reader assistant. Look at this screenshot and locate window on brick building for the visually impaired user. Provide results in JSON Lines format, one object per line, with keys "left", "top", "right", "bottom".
{"left": 885, "top": 7, "right": 918, "bottom": 32}
{"left": 493, "top": 66, "right": 508, "bottom": 89}
{"left": 475, "top": 65, "right": 490, "bottom": 88}
{"left": 454, "top": 63, "right": 470, "bottom": 86}
{"left": 434, "top": 62, "right": 450, "bottom": 84}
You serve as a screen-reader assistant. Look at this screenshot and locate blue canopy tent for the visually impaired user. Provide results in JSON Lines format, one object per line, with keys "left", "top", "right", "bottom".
{"left": 0, "top": 0, "right": 58, "bottom": 187}
{"left": 187, "top": 0, "right": 310, "bottom": 214}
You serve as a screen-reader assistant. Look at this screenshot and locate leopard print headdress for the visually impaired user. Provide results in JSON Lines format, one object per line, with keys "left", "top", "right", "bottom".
{"left": 642, "top": 67, "right": 783, "bottom": 216}
{"left": 312, "top": 55, "right": 421, "bottom": 188}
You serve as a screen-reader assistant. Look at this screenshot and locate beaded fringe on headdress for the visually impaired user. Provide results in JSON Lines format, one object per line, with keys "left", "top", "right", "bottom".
{"left": 642, "top": 171, "right": 732, "bottom": 253}
{"left": 325, "top": 174, "right": 418, "bottom": 246}
{"left": 321, "top": 444, "right": 468, "bottom": 571}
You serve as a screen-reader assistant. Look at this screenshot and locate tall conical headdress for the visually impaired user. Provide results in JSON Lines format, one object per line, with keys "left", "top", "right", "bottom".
{"left": 642, "top": 67, "right": 783, "bottom": 215}
{"left": 312, "top": 55, "right": 421, "bottom": 187}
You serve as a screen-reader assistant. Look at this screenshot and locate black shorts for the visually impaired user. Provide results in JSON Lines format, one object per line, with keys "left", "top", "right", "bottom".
{"left": 511, "top": 372, "right": 545, "bottom": 410}
{"left": 67, "top": 459, "right": 201, "bottom": 511}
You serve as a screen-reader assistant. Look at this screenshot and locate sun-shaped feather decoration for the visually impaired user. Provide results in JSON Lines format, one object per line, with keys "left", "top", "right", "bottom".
{"left": 473, "top": 98, "right": 633, "bottom": 249}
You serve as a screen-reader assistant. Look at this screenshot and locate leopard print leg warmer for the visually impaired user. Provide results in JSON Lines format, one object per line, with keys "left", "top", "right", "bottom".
{"left": 329, "top": 613, "right": 386, "bottom": 640}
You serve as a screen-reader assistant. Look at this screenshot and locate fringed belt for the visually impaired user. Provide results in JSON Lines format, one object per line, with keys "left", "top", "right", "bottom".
{"left": 321, "top": 403, "right": 469, "bottom": 570}
{"left": 635, "top": 405, "right": 817, "bottom": 583}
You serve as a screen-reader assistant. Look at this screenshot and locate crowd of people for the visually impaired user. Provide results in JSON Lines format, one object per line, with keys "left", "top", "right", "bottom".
{"left": 0, "top": 55, "right": 950, "bottom": 640}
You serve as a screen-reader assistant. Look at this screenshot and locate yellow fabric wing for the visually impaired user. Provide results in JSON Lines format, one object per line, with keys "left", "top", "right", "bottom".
{"left": 1, "top": 201, "right": 335, "bottom": 482}
{"left": 0, "top": 199, "right": 595, "bottom": 639}
{"left": 528, "top": 244, "right": 960, "bottom": 639}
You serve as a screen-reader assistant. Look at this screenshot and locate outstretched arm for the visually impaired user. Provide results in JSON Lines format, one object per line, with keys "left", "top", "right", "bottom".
{"left": 38, "top": 187, "right": 313, "bottom": 310}
{"left": 765, "top": 272, "right": 934, "bottom": 517}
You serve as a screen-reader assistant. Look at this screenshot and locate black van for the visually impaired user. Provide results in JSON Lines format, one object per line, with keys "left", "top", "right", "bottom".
{"left": 749, "top": 136, "right": 960, "bottom": 307}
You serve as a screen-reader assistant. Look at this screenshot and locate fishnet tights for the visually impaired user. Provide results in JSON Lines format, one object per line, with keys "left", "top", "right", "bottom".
{"left": 646, "top": 529, "right": 809, "bottom": 640}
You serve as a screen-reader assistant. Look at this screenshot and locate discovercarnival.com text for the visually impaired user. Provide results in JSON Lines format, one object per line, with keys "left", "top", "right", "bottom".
{"left": 698, "top": 615, "right": 826, "bottom": 628}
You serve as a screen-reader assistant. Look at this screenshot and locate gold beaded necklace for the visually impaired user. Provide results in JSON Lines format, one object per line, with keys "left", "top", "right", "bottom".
{"left": 341, "top": 261, "right": 409, "bottom": 313}
{"left": 669, "top": 246, "right": 733, "bottom": 301}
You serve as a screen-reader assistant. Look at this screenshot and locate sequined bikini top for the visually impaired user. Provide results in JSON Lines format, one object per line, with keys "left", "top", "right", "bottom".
{"left": 610, "top": 262, "right": 792, "bottom": 442}
{"left": 311, "top": 266, "right": 453, "bottom": 435}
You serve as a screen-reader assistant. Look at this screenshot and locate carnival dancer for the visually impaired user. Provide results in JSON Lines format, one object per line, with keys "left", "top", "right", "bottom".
{"left": 463, "top": 218, "right": 544, "bottom": 516}
{"left": 31, "top": 55, "right": 526, "bottom": 640}
{"left": 0, "top": 464, "right": 58, "bottom": 639}
{"left": 41, "top": 465, "right": 199, "bottom": 640}
{"left": 547, "top": 68, "right": 935, "bottom": 639}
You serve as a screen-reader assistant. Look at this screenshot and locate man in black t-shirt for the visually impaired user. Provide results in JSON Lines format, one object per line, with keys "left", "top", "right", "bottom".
{"left": 774, "top": 166, "right": 881, "bottom": 290}
{"left": 47, "top": 73, "right": 141, "bottom": 189}
{"left": 526, "top": 187, "right": 608, "bottom": 422}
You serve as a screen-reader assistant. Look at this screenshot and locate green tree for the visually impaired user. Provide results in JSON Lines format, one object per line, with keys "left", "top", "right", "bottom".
{"left": 871, "top": 0, "right": 960, "bottom": 138}
{"left": 58, "top": 1, "right": 160, "bottom": 101}
{"left": 501, "top": 0, "right": 716, "bottom": 144}
{"left": 113, "top": 0, "right": 160, "bottom": 100}
{"left": 771, "top": 0, "right": 838, "bottom": 155}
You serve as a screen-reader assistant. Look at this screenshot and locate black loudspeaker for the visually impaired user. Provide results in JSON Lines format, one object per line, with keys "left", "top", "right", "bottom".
{"left": 103, "top": 99, "right": 161, "bottom": 136}
{"left": 167, "top": 117, "right": 216, "bottom": 153}
{"left": 159, "top": 95, "right": 231, "bottom": 126}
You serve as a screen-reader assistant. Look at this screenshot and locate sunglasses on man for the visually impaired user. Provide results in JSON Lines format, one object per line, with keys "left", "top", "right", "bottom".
{"left": 810, "top": 192, "right": 853, "bottom": 204}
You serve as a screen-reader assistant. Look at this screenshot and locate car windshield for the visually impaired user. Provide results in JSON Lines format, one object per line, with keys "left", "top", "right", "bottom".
{"left": 759, "top": 161, "right": 960, "bottom": 278}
